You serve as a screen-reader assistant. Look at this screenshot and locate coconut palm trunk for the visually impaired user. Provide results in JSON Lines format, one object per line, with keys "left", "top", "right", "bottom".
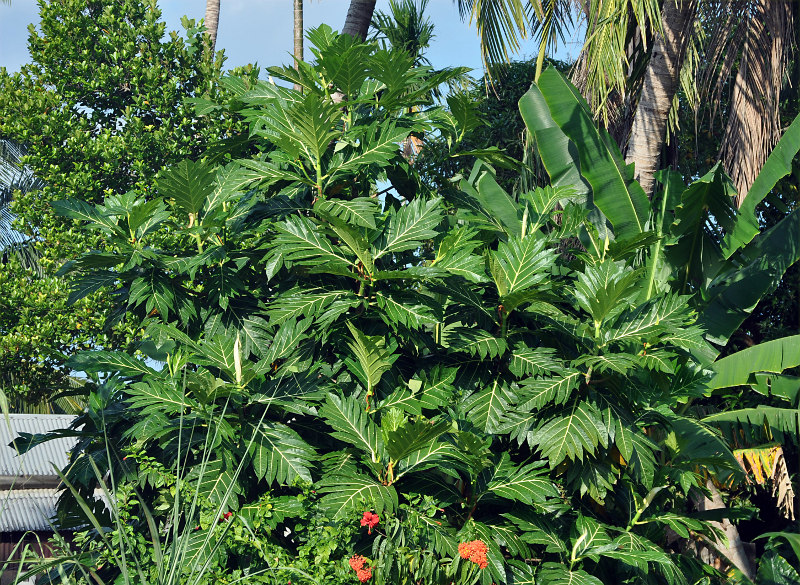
{"left": 294, "top": 0, "right": 303, "bottom": 92}
{"left": 624, "top": 0, "right": 697, "bottom": 197}
{"left": 205, "top": 0, "right": 221, "bottom": 51}
{"left": 342, "top": 0, "right": 377, "bottom": 40}
{"left": 720, "top": 0, "right": 793, "bottom": 207}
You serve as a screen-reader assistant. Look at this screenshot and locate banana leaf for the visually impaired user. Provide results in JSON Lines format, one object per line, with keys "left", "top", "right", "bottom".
{"left": 523, "top": 67, "right": 648, "bottom": 240}
{"left": 698, "top": 207, "right": 800, "bottom": 351}
{"left": 722, "top": 114, "right": 800, "bottom": 258}
{"left": 708, "top": 335, "right": 800, "bottom": 390}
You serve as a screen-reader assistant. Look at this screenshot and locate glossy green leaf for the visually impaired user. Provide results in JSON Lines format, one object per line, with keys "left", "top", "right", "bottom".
{"left": 531, "top": 68, "right": 649, "bottom": 239}
{"left": 375, "top": 290, "right": 440, "bottom": 329}
{"left": 67, "top": 350, "right": 161, "bottom": 377}
{"left": 314, "top": 197, "right": 379, "bottom": 229}
{"left": 320, "top": 393, "right": 383, "bottom": 462}
{"left": 461, "top": 379, "right": 516, "bottom": 434}
{"left": 724, "top": 114, "right": 800, "bottom": 257}
{"left": 708, "top": 335, "right": 800, "bottom": 390}
{"left": 508, "top": 345, "right": 562, "bottom": 378}
{"left": 444, "top": 327, "right": 507, "bottom": 359}
{"left": 156, "top": 159, "right": 216, "bottom": 217}
{"left": 537, "top": 563, "right": 604, "bottom": 585}
{"left": 345, "top": 322, "right": 394, "bottom": 397}
{"left": 372, "top": 196, "right": 443, "bottom": 260}
{"left": 755, "top": 548, "right": 800, "bottom": 585}
{"left": 247, "top": 421, "right": 315, "bottom": 484}
{"left": 459, "top": 164, "right": 521, "bottom": 238}
{"left": 666, "top": 164, "right": 736, "bottom": 291}
{"left": 570, "top": 515, "right": 612, "bottom": 560}
{"left": 530, "top": 401, "right": 608, "bottom": 467}
{"left": 476, "top": 453, "right": 558, "bottom": 505}
{"left": 519, "top": 81, "right": 591, "bottom": 206}
{"left": 317, "top": 472, "right": 398, "bottom": 519}
{"left": 699, "top": 208, "right": 800, "bottom": 349}
{"left": 384, "top": 419, "right": 451, "bottom": 463}
{"left": 490, "top": 234, "right": 555, "bottom": 298}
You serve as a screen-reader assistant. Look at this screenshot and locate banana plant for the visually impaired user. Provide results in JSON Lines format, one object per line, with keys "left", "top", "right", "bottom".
{"left": 519, "top": 66, "right": 800, "bottom": 578}
{"left": 521, "top": 67, "right": 800, "bottom": 361}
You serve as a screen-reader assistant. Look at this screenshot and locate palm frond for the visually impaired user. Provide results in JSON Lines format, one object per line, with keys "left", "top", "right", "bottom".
{"left": 0, "top": 139, "right": 43, "bottom": 274}
{"left": 571, "top": 0, "right": 662, "bottom": 127}
{"left": 529, "top": 0, "right": 578, "bottom": 80}
{"left": 667, "top": 12, "right": 704, "bottom": 141}
{"left": 372, "top": 0, "right": 435, "bottom": 66}
{"left": 457, "top": 0, "right": 530, "bottom": 73}
{"left": 695, "top": 0, "right": 750, "bottom": 126}
{"left": 457, "top": 0, "right": 581, "bottom": 80}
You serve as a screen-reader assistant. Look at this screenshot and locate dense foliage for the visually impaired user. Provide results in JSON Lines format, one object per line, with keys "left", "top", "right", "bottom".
{"left": 672, "top": 51, "right": 800, "bottom": 353}
{"left": 14, "top": 24, "right": 800, "bottom": 585}
{"left": 0, "top": 0, "right": 244, "bottom": 402}
{"left": 416, "top": 58, "right": 572, "bottom": 194}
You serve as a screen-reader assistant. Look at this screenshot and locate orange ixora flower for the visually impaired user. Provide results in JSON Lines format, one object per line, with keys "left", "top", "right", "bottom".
{"left": 356, "top": 567, "right": 372, "bottom": 582}
{"left": 360, "top": 511, "right": 380, "bottom": 534}
{"left": 458, "top": 539, "right": 488, "bottom": 569}
{"left": 349, "top": 556, "right": 365, "bottom": 570}
{"left": 348, "top": 555, "right": 373, "bottom": 582}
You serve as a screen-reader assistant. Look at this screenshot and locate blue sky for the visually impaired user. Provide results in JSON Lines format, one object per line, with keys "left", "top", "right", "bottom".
{"left": 1, "top": 1, "right": 584, "bottom": 76}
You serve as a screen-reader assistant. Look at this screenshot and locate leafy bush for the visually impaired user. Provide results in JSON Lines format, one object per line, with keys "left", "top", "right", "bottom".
{"left": 19, "top": 30, "right": 800, "bottom": 585}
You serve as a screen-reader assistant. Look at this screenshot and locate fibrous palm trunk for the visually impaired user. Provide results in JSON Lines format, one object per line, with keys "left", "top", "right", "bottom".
{"left": 720, "top": 0, "right": 793, "bottom": 207}
{"left": 294, "top": 0, "right": 304, "bottom": 92}
{"left": 342, "top": 0, "right": 377, "bottom": 40}
{"left": 625, "top": 0, "right": 697, "bottom": 197}
{"left": 205, "top": 0, "right": 221, "bottom": 51}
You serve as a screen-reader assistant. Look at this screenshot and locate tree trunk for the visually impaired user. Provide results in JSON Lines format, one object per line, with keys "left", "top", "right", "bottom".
{"left": 293, "top": 0, "right": 303, "bottom": 92}
{"left": 205, "top": 0, "right": 221, "bottom": 51}
{"left": 692, "top": 481, "right": 756, "bottom": 580}
{"left": 720, "top": 0, "right": 792, "bottom": 207}
{"left": 342, "top": 0, "right": 376, "bottom": 40}
{"left": 625, "top": 0, "right": 696, "bottom": 197}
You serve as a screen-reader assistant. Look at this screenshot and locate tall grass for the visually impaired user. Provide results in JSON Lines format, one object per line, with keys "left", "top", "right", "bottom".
{"left": 5, "top": 365, "right": 316, "bottom": 585}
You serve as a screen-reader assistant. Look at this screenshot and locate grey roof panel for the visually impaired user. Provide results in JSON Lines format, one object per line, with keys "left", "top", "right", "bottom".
{"left": 0, "top": 489, "right": 59, "bottom": 531}
{"left": 0, "top": 415, "right": 78, "bottom": 479}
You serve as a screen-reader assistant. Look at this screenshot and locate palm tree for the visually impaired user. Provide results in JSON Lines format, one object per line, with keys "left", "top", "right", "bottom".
{"left": 624, "top": 0, "right": 696, "bottom": 196}
{"left": 205, "top": 0, "right": 220, "bottom": 51}
{"left": 342, "top": 0, "right": 377, "bottom": 40}
{"left": 620, "top": 0, "right": 795, "bottom": 199}
{"left": 372, "top": 0, "right": 435, "bottom": 67}
{"left": 294, "top": 0, "right": 303, "bottom": 92}
{"left": 714, "top": 0, "right": 795, "bottom": 205}
{"left": 455, "top": 0, "right": 797, "bottom": 202}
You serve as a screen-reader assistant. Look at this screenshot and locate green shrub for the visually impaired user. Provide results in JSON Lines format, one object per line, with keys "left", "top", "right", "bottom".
{"left": 19, "top": 29, "right": 800, "bottom": 585}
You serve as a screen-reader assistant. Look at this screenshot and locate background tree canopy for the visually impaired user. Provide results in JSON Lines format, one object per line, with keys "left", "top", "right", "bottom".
{"left": 0, "top": 0, "right": 247, "bottom": 403}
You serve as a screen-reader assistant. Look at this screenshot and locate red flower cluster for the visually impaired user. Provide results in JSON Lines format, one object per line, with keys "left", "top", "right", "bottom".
{"left": 348, "top": 555, "right": 372, "bottom": 582}
{"left": 360, "top": 511, "right": 380, "bottom": 534}
{"left": 458, "top": 540, "right": 488, "bottom": 569}
{"left": 218, "top": 511, "right": 233, "bottom": 523}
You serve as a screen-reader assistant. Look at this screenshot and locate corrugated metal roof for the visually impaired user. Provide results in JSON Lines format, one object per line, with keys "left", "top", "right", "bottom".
{"left": 0, "top": 415, "right": 78, "bottom": 480}
{"left": 0, "top": 489, "right": 58, "bottom": 531}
